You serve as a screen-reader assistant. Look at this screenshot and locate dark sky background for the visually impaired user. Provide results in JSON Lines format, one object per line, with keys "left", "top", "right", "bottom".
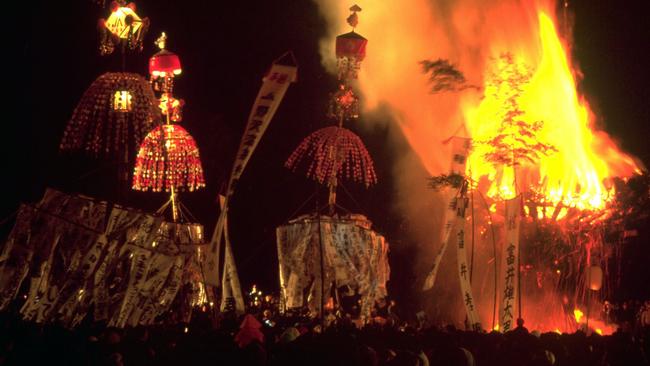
{"left": 5, "top": 1, "right": 649, "bottom": 309}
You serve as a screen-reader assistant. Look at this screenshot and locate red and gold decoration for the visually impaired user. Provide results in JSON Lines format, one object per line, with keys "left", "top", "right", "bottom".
{"left": 60, "top": 72, "right": 161, "bottom": 160}
{"left": 98, "top": 1, "right": 150, "bottom": 56}
{"left": 285, "top": 126, "right": 377, "bottom": 188}
{"left": 149, "top": 32, "right": 182, "bottom": 93}
{"left": 328, "top": 84, "right": 359, "bottom": 121}
{"left": 132, "top": 124, "right": 205, "bottom": 193}
{"left": 132, "top": 33, "right": 204, "bottom": 223}
{"left": 286, "top": 5, "right": 374, "bottom": 211}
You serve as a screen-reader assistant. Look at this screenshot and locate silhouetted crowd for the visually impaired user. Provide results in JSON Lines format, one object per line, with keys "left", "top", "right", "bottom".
{"left": 1, "top": 301, "right": 649, "bottom": 366}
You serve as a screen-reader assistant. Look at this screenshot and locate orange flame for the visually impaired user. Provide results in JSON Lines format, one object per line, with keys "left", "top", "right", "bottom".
{"left": 464, "top": 11, "right": 640, "bottom": 212}
{"left": 316, "top": 1, "right": 640, "bottom": 215}
{"left": 573, "top": 308, "right": 584, "bottom": 323}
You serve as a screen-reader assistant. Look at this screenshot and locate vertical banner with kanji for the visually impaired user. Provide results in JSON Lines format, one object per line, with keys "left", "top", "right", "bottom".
{"left": 422, "top": 137, "right": 471, "bottom": 291}
{"left": 454, "top": 196, "right": 481, "bottom": 330}
{"left": 499, "top": 196, "right": 521, "bottom": 332}
{"left": 204, "top": 53, "right": 298, "bottom": 289}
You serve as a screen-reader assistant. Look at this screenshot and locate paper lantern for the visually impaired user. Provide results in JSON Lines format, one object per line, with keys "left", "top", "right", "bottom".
{"left": 113, "top": 90, "right": 133, "bottom": 111}
{"left": 98, "top": 2, "right": 149, "bottom": 55}
{"left": 587, "top": 265, "right": 603, "bottom": 291}
{"left": 336, "top": 31, "right": 367, "bottom": 62}
{"left": 132, "top": 124, "right": 205, "bottom": 192}
{"left": 285, "top": 126, "right": 377, "bottom": 187}
{"left": 335, "top": 5, "right": 367, "bottom": 81}
{"left": 335, "top": 32, "right": 367, "bottom": 81}
{"left": 60, "top": 72, "right": 161, "bottom": 160}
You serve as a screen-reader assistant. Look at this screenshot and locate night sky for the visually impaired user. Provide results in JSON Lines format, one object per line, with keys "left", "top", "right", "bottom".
{"left": 6, "top": 1, "right": 649, "bottom": 307}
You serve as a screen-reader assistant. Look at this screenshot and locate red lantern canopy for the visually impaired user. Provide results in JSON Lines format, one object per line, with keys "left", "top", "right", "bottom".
{"left": 335, "top": 31, "right": 367, "bottom": 62}
{"left": 149, "top": 33, "right": 182, "bottom": 93}
{"left": 149, "top": 49, "right": 182, "bottom": 77}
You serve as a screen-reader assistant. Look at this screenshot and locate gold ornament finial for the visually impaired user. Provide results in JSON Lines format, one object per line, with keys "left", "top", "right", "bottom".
{"left": 347, "top": 5, "right": 362, "bottom": 29}
{"left": 155, "top": 32, "right": 167, "bottom": 50}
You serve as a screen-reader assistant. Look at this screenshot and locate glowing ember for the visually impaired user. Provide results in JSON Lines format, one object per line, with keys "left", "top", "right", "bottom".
{"left": 132, "top": 124, "right": 205, "bottom": 192}
{"left": 573, "top": 308, "right": 584, "bottom": 323}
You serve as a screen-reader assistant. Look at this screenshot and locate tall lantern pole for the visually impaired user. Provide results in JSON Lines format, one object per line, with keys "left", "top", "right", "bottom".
{"left": 326, "top": 4, "right": 366, "bottom": 213}
{"left": 285, "top": 5, "right": 377, "bottom": 320}
{"left": 132, "top": 33, "right": 205, "bottom": 223}
{"left": 150, "top": 32, "right": 183, "bottom": 221}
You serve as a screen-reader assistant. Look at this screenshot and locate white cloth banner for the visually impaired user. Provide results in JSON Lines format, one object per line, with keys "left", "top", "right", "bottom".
{"left": 205, "top": 54, "right": 297, "bottom": 289}
{"left": 422, "top": 136, "right": 471, "bottom": 291}
{"left": 498, "top": 196, "right": 521, "bottom": 332}
{"left": 421, "top": 194, "right": 456, "bottom": 291}
{"left": 454, "top": 197, "right": 481, "bottom": 330}
{"left": 220, "top": 213, "right": 245, "bottom": 314}
{"left": 276, "top": 214, "right": 390, "bottom": 318}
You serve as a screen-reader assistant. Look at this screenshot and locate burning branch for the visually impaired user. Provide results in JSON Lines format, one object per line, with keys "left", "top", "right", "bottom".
{"left": 420, "top": 59, "right": 479, "bottom": 93}
{"left": 479, "top": 53, "right": 557, "bottom": 170}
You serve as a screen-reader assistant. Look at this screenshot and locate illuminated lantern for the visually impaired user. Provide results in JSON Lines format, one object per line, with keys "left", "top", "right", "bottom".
{"left": 132, "top": 124, "right": 205, "bottom": 193}
{"left": 113, "top": 90, "right": 132, "bottom": 111}
{"left": 99, "top": 2, "right": 150, "bottom": 55}
{"left": 335, "top": 5, "right": 367, "bottom": 80}
{"left": 149, "top": 33, "right": 182, "bottom": 93}
{"left": 285, "top": 126, "right": 377, "bottom": 188}
{"left": 150, "top": 50, "right": 182, "bottom": 77}
{"left": 587, "top": 265, "right": 603, "bottom": 291}
{"left": 60, "top": 72, "right": 161, "bottom": 160}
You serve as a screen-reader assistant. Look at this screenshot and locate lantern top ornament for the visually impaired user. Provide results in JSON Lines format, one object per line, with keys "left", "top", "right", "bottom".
{"left": 346, "top": 5, "right": 362, "bottom": 29}
{"left": 149, "top": 32, "right": 182, "bottom": 77}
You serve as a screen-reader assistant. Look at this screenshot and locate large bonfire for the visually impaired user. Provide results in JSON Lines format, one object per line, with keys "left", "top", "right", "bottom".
{"left": 315, "top": 0, "right": 643, "bottom": 334}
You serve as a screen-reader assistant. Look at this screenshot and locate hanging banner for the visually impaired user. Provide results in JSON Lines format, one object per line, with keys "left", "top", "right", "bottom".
{"left": 205, "top": 53, "right": 297, "bottom": 288}
{"left": 422, "top": 136, "right": 471, "bottom": 291}
{"left": 276, "top": 214, "right": 390, "bottom": 318}
{"left": 226, "top": 52, "right": 297, "bottom": 198}
{"left": 110, "top": 248, "right": 152, "bottom": 328}
{"left": 421, "top": 194, "right": 455, "bottom": 291}
{"left": 454, "top": 196, "right": 481, "bottom": 330}
{"left": 204, "top": 199, "right": 226, "bottom": 287}
{"left": 220, "top": 212, "right": 245, "bottom": 314}
{"left": 498, "top": 196, "right": 521, "bottom": 332}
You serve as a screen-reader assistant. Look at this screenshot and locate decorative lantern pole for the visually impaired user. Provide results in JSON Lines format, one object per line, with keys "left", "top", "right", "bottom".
{"left": 132, "top": 34, "right": 203, "bottom": 223}
{"left": 327, "top": 5, "right": 368, "bottom": 212}
{"left": 285, "top": 5, "right": 375, "bottom": 215}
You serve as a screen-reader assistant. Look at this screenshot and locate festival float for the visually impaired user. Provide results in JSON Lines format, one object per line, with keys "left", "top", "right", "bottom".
{"left": 0, "top": 2, "right": 211, "bottom": 327}
{"left": 277, "top": 6, "right": 390, "bottom": 320}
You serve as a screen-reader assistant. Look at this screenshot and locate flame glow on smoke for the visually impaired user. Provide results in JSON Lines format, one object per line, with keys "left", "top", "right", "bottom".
{"left": 315, "top": 0, "right": 640, "bottom": 214}
{"left": 314, "top": 0, "right": 641, "bottom": 333}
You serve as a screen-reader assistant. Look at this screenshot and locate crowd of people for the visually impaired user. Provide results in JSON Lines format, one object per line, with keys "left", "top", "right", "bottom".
{"left": 1, "top": 295, "right": 649, "bottom": 366}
